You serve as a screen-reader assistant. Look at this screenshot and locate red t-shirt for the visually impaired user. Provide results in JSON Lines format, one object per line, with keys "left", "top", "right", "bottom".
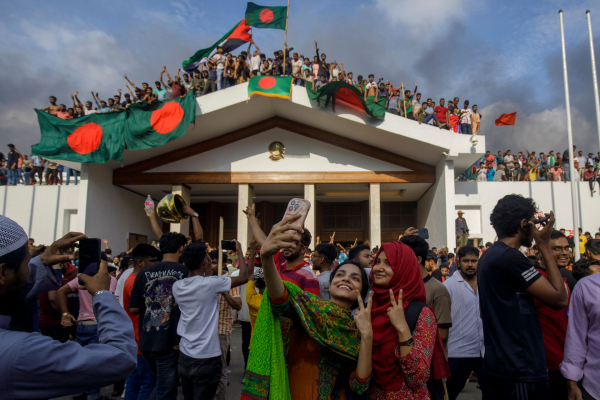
{"left": 123, "top": 272, "right": 141, "bottom": 355}
{"left": 273, "top": 252, "right": 321, "bottom": 297}
{"left": 434, "top": 106, "right": 448, "bottom": 122}
{"left": 584, "top": 171, "right": 594, "bottom": 180}
{"left": 170, "top": 82, "right": 185, "bottom": 98}
{"left": 38, "top": 288, "right": 61, "bottom": 327}
{"left": 534, "top": 267, "right": 569, "bottom": 370}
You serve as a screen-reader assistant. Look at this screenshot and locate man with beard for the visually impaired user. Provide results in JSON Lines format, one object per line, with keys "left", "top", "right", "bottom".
{"left": 35, "top": 95, "right": 62, "bottom": 115}
{"left": 244, "top": 204, "right": 320, "bottom": 296}
{"left": 0, "top": 216, "right": 136, "bottom": 399}
{"left": 348, "top": 244, "right": 374, "bottom": 276}
{"left": 533, "top": 230, "right": 571, "bottom": 400}
{"left": 444, "top": 246, "right": 489, "bottom": 400}
{"left": 312, "top": 243, "right": 337, "bottom": 300}
{"left": 478, "top": 195, "right": 568, "bottom": 399}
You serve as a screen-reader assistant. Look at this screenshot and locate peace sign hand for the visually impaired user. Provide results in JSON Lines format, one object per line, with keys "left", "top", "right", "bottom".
{"left": 354, "top": 290, "right": 373, "bottom": 339}
{"left": 387, "top": 289, "right": 409, "bottom": 334}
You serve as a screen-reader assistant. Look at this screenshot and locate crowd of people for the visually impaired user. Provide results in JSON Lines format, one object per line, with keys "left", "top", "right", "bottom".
{"left": 1, "top": 192, "right": 599, "bottom": 400}
{"left": 31, "top": 39, "right": 482, "bottom": 134}
{"left": 0, "top": 144, "right": 78, "bottom": 186}
{"left": 461, "top": 146, "right": 600, "bottom": 194}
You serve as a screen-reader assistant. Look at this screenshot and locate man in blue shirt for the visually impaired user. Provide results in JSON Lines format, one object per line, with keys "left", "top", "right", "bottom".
{"left": 0, "top": 216, "right": 136, "bottom": 399}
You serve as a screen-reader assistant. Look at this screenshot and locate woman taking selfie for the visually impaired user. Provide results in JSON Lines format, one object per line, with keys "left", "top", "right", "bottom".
{"left": 242, "top": 214, "right": 373, "bottom": 400}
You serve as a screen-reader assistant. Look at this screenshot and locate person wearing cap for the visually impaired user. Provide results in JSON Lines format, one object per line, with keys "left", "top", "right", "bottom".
{"left": 0, "top": 216, "right": 136, "bottom": 399}
{"left": 73, "top": 92, "right": 97, "bottom": 115}
{"left": 456, "top": 211, "right": 470, "bottom": 247}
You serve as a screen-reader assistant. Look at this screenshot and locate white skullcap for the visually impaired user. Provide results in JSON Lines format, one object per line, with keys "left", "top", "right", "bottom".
{"left": 0, "top": 215, "right": 29, "bottom": 258}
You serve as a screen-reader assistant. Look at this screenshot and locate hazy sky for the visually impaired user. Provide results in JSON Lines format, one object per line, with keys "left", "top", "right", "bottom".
{"left": 2, "top": 0, "right": 600, "bottom": 156}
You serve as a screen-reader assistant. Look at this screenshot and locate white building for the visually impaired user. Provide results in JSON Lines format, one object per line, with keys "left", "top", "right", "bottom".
{"left": 2, "top": 83, "right": 597, "bottom": 252}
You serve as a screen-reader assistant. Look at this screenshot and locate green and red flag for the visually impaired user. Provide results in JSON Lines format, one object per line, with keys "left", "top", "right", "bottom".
{"left": 245, "top": 2, "right": 288, "bottom": 30}
{"left": 124, "top": 91, "right": 196, "bottom": 150}
{"left": 182, "top": 20, "right": 252, "bottom": 71}
{"left": 31, "top": 110, "right": 125, "bottom": 163}
{"left": 248, "top": 76, "right": 293, "bottom": 99}
{"left": 306, "top": 81, "right": 386, "bottom": 119}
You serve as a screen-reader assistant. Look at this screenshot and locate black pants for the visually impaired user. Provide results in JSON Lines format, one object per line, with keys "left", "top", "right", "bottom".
{"left": 241, "top": 321, "right": 251, "bottom": 368}
{"left": 446, "top": 357, "right": 490, "bottom": 400}
{"left": 39, "top": 324, "right": 70, "bottom": 343}
{"left": 178, "top": 353, "right": 221, "bottom": 400}
{"left": 45, "top": 168, "right": 57, "bottom": 184}
{"left": 31, "top": 166, "right": 43, "bottom": 183}
{"left": 142, "top": 350, "right": 179, "bottom": 400}
{"left": 487, "top": 375, "right": 551, "bottom": 400}
{"left": 548, "top": 369, "right": 568, "bottom": 400}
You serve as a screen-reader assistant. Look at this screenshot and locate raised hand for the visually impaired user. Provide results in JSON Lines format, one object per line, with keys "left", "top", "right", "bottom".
{"left": 249, "top": 239, "right": 259, "bottom": 250}
{"left": 78, "top": 259, "right": 111, "bottom": 296}
{"left": 528, "top": 211, "right": 555, "bottom": 246}
{"left": 243, "top": 204, "right": 256, "bottom": 219}
{"left": 261, "top": 214, "right": 303, "bottom": 257}
{"left": 353, "top": 290, "right": 373, "bottom": 338}
{"left": 118, "top": 89, "right": 122, "bottom": 93}
{"left": 387, "top": 289, "right": 409, "bottom": 334}
{"left": 403, "top": 227, "right": 418, "bottom": 237}
{"left": 40, "top": 232, "right": 86, "bottom": 266}
{"left": 123, "top": 74, "right": 127, "bottom": 78}
{"left": 74, "top": 91, "right": 78, "bottom": 96}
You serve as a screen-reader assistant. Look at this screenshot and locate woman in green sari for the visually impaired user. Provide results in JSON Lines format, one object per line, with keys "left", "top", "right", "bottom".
{"left": 242, "top": 214, "right": 373, "bottom": 400}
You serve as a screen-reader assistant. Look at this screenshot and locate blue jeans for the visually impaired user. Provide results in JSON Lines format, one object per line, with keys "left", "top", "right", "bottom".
{"left": 16, "top": 168, "right": 22, "bottom": 183}
{"left": 66, "top": 167, "right": 78, "bottom": 185}
{"left": 142, "top": 350, "right": 179, "bottom": 400}
{"left": 76, "top": 324, "right": 101, "bottom": 400}
{"left": 563, "top": 163, "right": 570, "bottom": 181}
{"left": 423, "top": 113, "right": 439, "bottom": 125}
{"left": 7, "top": 168, "right": 17, "bottom": 185}
{"left": 24, "top": 171, "right": 31, "bottom": 184}
{"left": 125, "top": 354, "right": 157, "bottom": 400}
{"left": 461, "top": 123, "right": 473, "bottom": 135}
{"left": 216, "top": 69, "right": 224, "bottom": 90}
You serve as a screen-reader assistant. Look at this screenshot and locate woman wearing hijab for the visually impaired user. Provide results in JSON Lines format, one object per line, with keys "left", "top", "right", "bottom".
{"left": 369, "top": 241, "right": 443, "bottom": 399}
{"left": 242, "top": 215, "right": 373, "bottom": 400}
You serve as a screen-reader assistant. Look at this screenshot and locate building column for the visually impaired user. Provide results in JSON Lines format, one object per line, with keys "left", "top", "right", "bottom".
{"left": 304, "top": 184, "right": 316, "bottom": 248}
{"left": 237, "top": 184, "right": 254, "bottom": 247}
{"left": 171, "top": 184, "right": 191, "bottom": 236}
{"left": 443, "top": 160, "right": 456, "bottom": 250}
{"left": 369, "top": 183, "right": 381, "bottom": 248}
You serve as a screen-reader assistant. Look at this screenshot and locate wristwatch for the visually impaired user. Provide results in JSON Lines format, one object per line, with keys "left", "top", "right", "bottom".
{"left": 399, "top": 336, "right": 414, "bottom": 346}
{"left": 193, "top": 212, "right": 198, "bottom": 218}
{"left": 92, "top": 290, "right": 112, "bottom": 298}
{"left": 62, "top": 312, "right": 69, "bottom": 317}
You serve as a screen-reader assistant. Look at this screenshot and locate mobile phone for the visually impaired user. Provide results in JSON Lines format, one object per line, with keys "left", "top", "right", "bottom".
{"left": 282, "top": 198, "right": 311, "bottom": 233}
{"left": 416, "top": 228, "right": 429, "bottom": 240}
{"left": 79, "top": 238, "right": 101, "bottom": 278}
{"left": 221, "top": 240, "right": 237, "bottom": 251}
{"left": 532, "top": 216, "right": 549, "bottom": 225}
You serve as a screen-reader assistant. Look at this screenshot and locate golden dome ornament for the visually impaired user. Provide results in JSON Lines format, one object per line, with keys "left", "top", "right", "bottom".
{"left": 268, "top": 141, "right": 285, "bottom": 161}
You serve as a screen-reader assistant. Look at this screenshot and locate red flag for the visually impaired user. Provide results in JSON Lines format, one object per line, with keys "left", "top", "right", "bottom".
{"left": 495, "top": 112, "right": 517, "bottom": 126}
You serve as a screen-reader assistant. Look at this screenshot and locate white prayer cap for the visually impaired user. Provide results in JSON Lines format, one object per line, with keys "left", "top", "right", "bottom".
{"left": 0, "top": 215, "right": 28, "bottom": 258}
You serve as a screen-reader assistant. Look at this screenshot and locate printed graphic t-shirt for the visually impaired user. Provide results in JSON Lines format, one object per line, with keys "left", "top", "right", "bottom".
{"left": 129, "top": 261, "right": 189, "bottom": 352}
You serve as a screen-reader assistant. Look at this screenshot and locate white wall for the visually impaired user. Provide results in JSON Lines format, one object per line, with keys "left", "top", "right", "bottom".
{"left": 0, "top": 185, "right": 79, "bottom": 245}
{"left": 417, "top": 159, "right": 455, "bottom": 249}
{"left": 78, "top": 164, "right": 157, "bottom": 253}
{"left": 455, "top": 181, "right": 600, "bottom": 243}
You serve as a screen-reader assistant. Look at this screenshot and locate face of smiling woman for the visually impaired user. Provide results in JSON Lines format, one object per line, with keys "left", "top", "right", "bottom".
{"left": 329, "top": 264, "right": 364, "bottom": 308}
{"left": 372, "top": 250, "right": 394, "bottom": 287}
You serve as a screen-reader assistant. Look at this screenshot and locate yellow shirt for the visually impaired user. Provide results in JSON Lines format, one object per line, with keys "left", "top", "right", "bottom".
{"left": 580, "top": 235, "right": 587, "bottom": 255}
{"left": 246, "top": 280, "right": 263, "bottom": 340}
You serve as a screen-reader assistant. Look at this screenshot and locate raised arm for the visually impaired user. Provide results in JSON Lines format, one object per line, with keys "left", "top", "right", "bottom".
{"left": 163, "top": 66, "right": 173, "bottom": 82}
{"left": 144, "top": 207, "right": 163, "bottom": 240}
{"left": 183, "top": 206, "right": 203, "bottom": 242}
{"left": 159, "top": 70, "right": 168, "bottom": 89}
{"left": 123, "top": 74, "right": 138, "bottom": 90}
{"left": 102, "top": 238, "right": 110, "bottom": 251}
{"left": 229, "top": 239, "right": 248, "bottom": 289}
{"left": 125, "top": 84, "right": 135, "bottom": 98}
{"left": 71, "top": 94, "right": 77, "bottom": 111}
{"left": 243, "top": 204, "right": 266, "bottom": 246}
{"left": 252, "top": 39, "right": 260, "bottom": 54}
{"left": 91, "top": 92, "right": 101, "bottom": 109}
{"left": 73, "top": 92, "right": 83, "bottom": 108}
{"left": 116, "top": 89, "right": 122, "bottom": 103}
{"left": 260, "top": 215, "right": 303, "bottom": 298}
{"left": 246, "top": 240, "right": 258, "bottom": 282}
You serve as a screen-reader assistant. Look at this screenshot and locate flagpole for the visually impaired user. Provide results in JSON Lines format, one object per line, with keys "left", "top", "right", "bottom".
{"left": 401, "top": 81, "right": 407, "bottom": 117}
{"left": 559, "top": 9, "right": 581, "bottom": 260}
{"left": 586, "top": 10, "right": 600, "bottom": 156}
{"left": 283, "top": 0, "right": 290, "bottom": 76}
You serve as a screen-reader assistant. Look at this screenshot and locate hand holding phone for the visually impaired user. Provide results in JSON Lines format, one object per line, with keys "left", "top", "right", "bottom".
{"left": 78, "top": 238, "right": 102, "bottom": 286}
{"left": 282, "top": 198, "right": 311, "bottom": 235}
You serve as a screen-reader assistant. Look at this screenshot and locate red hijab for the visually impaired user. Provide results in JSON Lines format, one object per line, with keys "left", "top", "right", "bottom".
{"left": 370, "top": 241, "right": 449, "bottom": 390}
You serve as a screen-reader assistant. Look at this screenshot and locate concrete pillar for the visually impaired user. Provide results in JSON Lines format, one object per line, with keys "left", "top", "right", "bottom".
{"left": 171, "top": 184, "right": 191, "bottom": 236}
{"left": 443, "top": 160, "right": 456, "bottom": 250}
{"left": 304, "top": 184, "right": 316, "bottom": 248}
{"left": 369, "top": 183, "right": 381, "bottom": 247}
{"left": 237, "top": 184, "right": 254, "bottom": 247}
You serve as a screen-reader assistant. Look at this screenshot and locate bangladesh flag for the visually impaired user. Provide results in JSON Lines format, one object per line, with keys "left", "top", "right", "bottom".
{"left": 124, "top": 91, "right": 196, "bottom": 150}
{"left": 306, "top": 81, "right": 386, "bottom": 119}
{"left": 248, "top": 76, "right": 293, "bottom": 99}
{"left": 182, "top": 20, "right": 252, "bottom": 71}
{"left": 245, "top": 2, "right": 287, "bottom": 30}
{"left": 32, "top": 110, "right": 125, "bottom": 163}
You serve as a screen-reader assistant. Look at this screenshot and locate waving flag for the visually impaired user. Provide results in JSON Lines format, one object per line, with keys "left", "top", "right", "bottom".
{"left": 306, "top": 81, "right": 386, "bottom": 119}
{"left": 32, "top": 110, "right": 125, "bottom": 163}
{"left": 182, "top": 20, "right": 252, "bottom": 71}
{"left": 245, "top": 2, "right": 288, "bottom": 30}
{"left": 248, "top": 76, "right": 293, "bottom": 99}
{"left": 124, "top": 91, "right": 197, "bottom": 150}
{"left": 495, "top": 112, "right": 517, "bottom": 126}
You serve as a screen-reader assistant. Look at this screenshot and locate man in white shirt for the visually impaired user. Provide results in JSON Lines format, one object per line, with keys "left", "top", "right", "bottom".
{"left": 212, "top": 47, "right": 226, "bottom": 91}
{"left": 444, "top": 246, "right": 490, "bottom": 400}
{"left": 291, "top": 52, "right": 303, "bottom": 85}
{"left": 459, "top": 100, "right": 473, "bottom": 135}
{"left": 248, "top": 39, "right": 262, "bottom": 76}
{"left": 504, "top": 151, "right": 515, "bottom": 181}
{"left": 173, "top": 242, "right": 248, "bottom": 400}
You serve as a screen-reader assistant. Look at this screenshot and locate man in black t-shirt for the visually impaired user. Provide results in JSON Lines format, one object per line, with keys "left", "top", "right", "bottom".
{"left": 478, "top": 195, "right": 569, "bottom": 400}
{"left": 129, "top": 232, "right": 189, "bottom": 400}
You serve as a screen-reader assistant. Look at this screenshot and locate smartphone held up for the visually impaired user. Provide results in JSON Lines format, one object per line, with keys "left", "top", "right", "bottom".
{"left": 282, "top": 198, "right": 311, "bottom": 234}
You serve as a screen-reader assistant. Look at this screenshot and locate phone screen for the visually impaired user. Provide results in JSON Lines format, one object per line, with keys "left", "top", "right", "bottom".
{"left": 221, "top": 240, "right": 237, "bottom": 251}
{"left": 79, "top": 238, "right": 101, "bottom": 277}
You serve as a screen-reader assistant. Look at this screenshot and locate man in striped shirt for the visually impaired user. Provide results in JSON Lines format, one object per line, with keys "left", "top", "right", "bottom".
{"left": 444, "top": 245, "right": 489, "bottom": 400}
{"left": 216, "top": 285, "right": 240, "bottom": 400}
{"left": 244, "top": 205, "right": 320, "bottom": 297}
